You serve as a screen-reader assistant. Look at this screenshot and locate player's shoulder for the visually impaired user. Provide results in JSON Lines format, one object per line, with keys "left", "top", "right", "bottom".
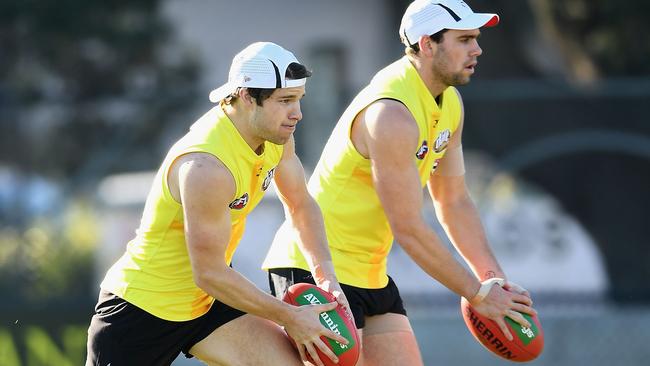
{"left": 175, "top": 152, "right": 233, "bottom": 187}
{"left": 360, "top": 99, "right": 419, "bottom": 148}
{"left": 365, "top": 98, "right": 417, "bottom": 130}
{"left": 167, "top": 152, "right": 235, "bottom": 203}
{"left": 176, "top": 152, "right": 226, "bottom": 170}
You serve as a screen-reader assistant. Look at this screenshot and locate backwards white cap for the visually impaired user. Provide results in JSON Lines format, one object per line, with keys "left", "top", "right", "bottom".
{"left": 209, "top": 42, "right": 307, "bottom": 103}
{"left": 399, "top": 0, "right": 499, "bottom": 46}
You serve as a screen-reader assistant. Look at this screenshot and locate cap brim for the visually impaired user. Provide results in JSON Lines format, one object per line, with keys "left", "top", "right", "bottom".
{"left": 448, "top": 13, "right": 499, "bottom": 30}
{"left": 285, "top": 78, "right": 307, "bottom": 88}
{"left": 209, "top": 82, "right": 236, "bottom": 103}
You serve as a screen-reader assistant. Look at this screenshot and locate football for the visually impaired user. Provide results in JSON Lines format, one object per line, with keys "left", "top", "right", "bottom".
{"left": 460, "top": 297, "right": 544, "bottom": 362}
{"left": 282, "top": 283, "right": 360, "bottom": 366}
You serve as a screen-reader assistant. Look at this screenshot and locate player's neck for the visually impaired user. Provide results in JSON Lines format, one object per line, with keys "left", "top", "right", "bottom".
{"left": 409, "top": 57, "right": 447, "bottom": 100}
{"left": 222, "top": 105, "right": 265, "bottom": 153}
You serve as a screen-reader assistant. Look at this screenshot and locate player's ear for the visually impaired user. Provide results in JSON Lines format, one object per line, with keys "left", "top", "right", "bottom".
{"left": 238, "top": 88, "right": 255, "bottom": 105}
{"left": 418, "top": 35, "right": 435, "bottom": 57}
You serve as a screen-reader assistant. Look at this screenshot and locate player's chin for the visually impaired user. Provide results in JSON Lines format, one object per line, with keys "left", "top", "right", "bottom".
{"left": 269, "top": 133, "right": 292, "bottom": 145}
{"left": 455, "top": 74, "right": 472, "bottom": 86}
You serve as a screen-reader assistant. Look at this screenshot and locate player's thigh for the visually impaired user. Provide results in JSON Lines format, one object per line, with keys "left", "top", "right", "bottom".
{"left": 189, "top": 313, "right": 303, "bottom": 366}
{"left": 359, "top": 313, "right": 423, "bottom": 366}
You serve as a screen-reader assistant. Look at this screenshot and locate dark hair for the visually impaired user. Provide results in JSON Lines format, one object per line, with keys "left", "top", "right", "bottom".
{"left": 226, "top": 62, "right": 312, "bottom": 106}
{"left": 405, "top": 29, "right": 449, "bottom": 55}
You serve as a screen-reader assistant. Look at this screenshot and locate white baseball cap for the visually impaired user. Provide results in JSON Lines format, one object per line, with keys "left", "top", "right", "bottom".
{"left": 209, "top": 42, "right": 307, "bottom": 103}
{"left": 399, "top": 0, "right": 499, "bottom": 46}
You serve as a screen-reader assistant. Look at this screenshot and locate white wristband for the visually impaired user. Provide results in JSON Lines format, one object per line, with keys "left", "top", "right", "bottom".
{"left": 470, "top": 278, "right": 505, "bottom": 304}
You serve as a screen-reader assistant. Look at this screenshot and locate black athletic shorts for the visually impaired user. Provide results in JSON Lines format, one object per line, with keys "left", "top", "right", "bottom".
{"left": 86, "top": 290, "right": 245, "bottom": 366}
{"left": 268, "top": 267, "right": 406, "bottom": 329}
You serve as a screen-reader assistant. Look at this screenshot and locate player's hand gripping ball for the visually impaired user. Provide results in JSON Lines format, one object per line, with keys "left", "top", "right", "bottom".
{"left": 461, "top": 296, "right": 544, "bottom": 362}
{"left": 282, "top": 283, "right": 360, "bottom": 366}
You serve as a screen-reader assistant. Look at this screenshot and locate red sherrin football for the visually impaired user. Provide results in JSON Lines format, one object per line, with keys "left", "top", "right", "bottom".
{"left": 460, "top": 297, "right": 544, "bottom": 362}
{"left": 282, "top": 283, "right": 360, "bottom": 366}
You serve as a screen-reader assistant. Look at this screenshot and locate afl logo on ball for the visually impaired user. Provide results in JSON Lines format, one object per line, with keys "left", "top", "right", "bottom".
{"left": 229, "top": 193, "right": 249, "bottom": 210}
{"left": 416, "top": 140, "right": 429, "bottom": 160}
{"left": 262, "top": 167, "right": 276, "bottom": 191}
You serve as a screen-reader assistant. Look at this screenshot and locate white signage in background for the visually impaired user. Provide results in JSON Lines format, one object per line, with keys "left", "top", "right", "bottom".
{"left": 481, "top": 174, "right": 607, "bottom": 293}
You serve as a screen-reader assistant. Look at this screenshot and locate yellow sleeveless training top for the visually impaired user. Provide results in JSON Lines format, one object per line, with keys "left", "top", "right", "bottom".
{"left": 263, "top": 57, "right": 461, "bottom": 288}
{"left": 102, "top": 106, "right": 283, "bottom": 321}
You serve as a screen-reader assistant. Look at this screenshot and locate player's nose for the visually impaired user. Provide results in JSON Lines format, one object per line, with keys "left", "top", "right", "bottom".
{"left": 290, "top": 103, "right": 302, "bottom": 122}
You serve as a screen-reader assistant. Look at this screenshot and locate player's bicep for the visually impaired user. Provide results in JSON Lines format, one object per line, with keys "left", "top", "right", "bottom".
{"left": 176, "top": 153, "right": 236, "bottom": 273}
{"left": 273, "top": 135, "right": 311, "bottom": 209}
{"left": 364, "top": 101, "right": 424, "bottom": 226}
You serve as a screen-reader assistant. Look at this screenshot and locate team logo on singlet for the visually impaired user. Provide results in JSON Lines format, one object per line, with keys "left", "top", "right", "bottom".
{"left": 229, "top": 193, "right": 249, "bottom": 210}
{"left": 262, "top": 167, "right": 276, "bottom": 191}
{"left": 415, "top": 140, "right": 429, "bottom": 160}
{"left": 434, "top": 129, "right": 451, "bottom": 153}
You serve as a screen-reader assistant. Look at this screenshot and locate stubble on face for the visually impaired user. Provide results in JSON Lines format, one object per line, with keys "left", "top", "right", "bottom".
{"left": 431, "top": 41, "right": 472, "bottom": 87}
{"left": 431, "top": 29, "right": 481, "bottom": 88}
{"left": 248, "top": 105, "right": 286, "bottom": 147}
{"left": 249, "top": 87, "right": 304, "bottom": 146}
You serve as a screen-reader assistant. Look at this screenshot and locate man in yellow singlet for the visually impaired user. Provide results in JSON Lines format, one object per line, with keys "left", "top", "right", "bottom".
{"left": 263, "top": 1, "right": 537, "bottom": 365}
{"left": 86, "top": 42, "right": 349, "bottom": 366}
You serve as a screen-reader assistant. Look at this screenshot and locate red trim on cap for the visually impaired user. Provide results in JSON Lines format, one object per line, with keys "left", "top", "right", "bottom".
{"left": 485, "top": 15, "right": 499, "bottom": 27}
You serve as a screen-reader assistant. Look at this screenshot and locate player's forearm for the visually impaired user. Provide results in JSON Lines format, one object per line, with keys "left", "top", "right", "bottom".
{"left": 310, "top": 260, "right": 338, "bottom": 287}
{"left": 194, "top": 266, "right": 294, "bottom": 326}
{"left": 435, "top": 197, "right": 505, "bottom": 280}
{"left": 286, "top": 197, "right": 334, "bottom": 280}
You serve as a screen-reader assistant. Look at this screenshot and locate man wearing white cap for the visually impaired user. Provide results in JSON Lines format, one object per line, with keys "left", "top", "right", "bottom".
{"left": 264, "top": 1, "right": 537, "bottom": 364}
{"left": 86, "top": 42, "right": 350, "bottom": 366}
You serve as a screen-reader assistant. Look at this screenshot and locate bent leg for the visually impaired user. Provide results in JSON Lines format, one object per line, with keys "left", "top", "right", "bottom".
{"left": 189, "top": 314, "right": 303, "bottom": 366}
{"left": 359, "top": 313, "right": 423, "bottom": 366}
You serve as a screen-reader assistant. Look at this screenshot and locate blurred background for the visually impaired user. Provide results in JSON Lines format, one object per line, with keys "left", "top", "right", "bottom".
{"left": 1, "top": 0, "right": 649, "bottom": 365}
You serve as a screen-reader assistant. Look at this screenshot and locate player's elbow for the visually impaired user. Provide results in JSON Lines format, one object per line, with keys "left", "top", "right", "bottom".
{"left": 192, "top": 263, "right": 226, "bottom": 291}
{"left": 391, "top": 219, "right": 423, "bottom": 249}
{"left": 192, "top": 268, "right": 212, "bottom": 291}
{"left": 286, "top": 197, "right": 321, "bottom": 227}
{"left": 433, "top": 188, "right": 471, "bottom": 208}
